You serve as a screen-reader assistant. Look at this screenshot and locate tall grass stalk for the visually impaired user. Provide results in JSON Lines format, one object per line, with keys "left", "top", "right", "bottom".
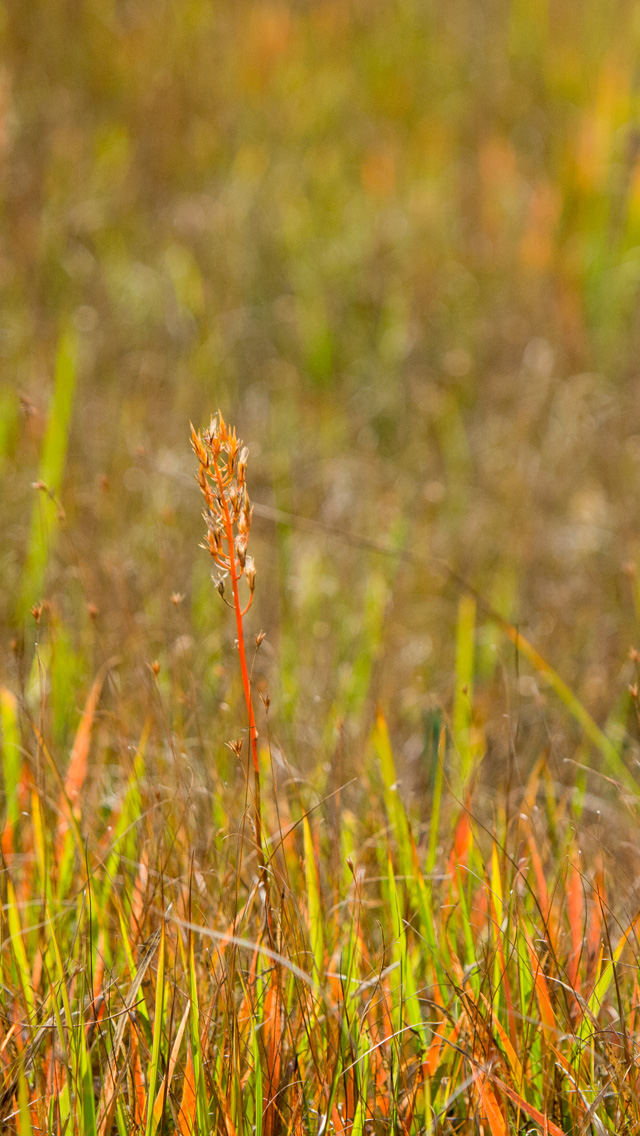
{"left": 191, "top": 413, "right": 266, "bottom": 886}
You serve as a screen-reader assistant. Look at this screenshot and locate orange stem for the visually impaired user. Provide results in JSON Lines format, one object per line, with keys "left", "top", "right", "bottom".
{"left": 212, "top": 456, "right": 264, "bottom": 869}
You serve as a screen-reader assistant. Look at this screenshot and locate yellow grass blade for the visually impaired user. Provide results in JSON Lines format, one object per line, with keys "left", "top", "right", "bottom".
{"left": 302, "top": 814, "right": 324, "bottom": 983}
{"left": 0, "top": 689, "right": 22, "bottom": 854}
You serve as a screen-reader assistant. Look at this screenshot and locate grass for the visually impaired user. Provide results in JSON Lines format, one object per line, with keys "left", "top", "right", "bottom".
{"left": 4, "top": 1, "right": 640, "bottom": 1131}
{"left": 2, "top": 414, "right": 640, "bottom": 1134}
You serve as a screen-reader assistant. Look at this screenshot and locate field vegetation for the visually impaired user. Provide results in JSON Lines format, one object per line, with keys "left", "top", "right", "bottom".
{"left": 3, "top": 1, "right": 640, "bottom": 1132}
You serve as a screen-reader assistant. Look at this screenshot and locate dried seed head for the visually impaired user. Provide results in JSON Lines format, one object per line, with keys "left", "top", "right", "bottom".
{"left": 237, "top": 447, "right": 249, "bottom": 484}
{"left": 255, "top": 630, "right": 266, "bottom": 648}
{"left": 190, "top": 423, "right": 208, "bottom": 467}
{"left": 206, "top": 529, "right": 224, "bottom": 558}
{"left": 193, "top": 412, "right": 256, "bottom": 601}
{"left": 245, "top": 555, "right": 256, "bottom": 592}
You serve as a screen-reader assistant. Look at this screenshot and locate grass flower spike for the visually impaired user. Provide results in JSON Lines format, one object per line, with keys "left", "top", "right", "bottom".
{"left": 191, "top": 412, "right": 264, "bottom": 876}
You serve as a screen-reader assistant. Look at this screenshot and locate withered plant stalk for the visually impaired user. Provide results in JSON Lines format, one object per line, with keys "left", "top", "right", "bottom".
{"left": 191, "top": 413, "right": 265, "bottom": 877}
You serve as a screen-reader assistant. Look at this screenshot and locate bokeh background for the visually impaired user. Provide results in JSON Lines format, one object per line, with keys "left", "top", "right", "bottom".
{"left": 3, "top": 0, "right": 640, "bottom": 813}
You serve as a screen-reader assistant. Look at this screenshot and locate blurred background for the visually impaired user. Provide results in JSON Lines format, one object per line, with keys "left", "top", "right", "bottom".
{"left": 3, "top": 0, "right": 640, "bottom": 813}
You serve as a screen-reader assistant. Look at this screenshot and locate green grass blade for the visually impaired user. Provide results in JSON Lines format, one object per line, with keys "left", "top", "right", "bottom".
{"left": 7, "top": 878, "right": 35, "bottom": 1023}
{"left": 454, "top": 593, "right": 476, "bottom": 788}
{"left": 426, "top": 727, "right": 445, "bottom": 878}
{"left": 19, "top": 327, "right": 78, "bottom": 618}
{"left": 373, "top": 709, "right": 413, "bottom": 880}
{"left": 78, "top": 1010, "right": 98, "bottom": 1136}
{"left": 387, "top": 853, "right": 426, "bottom": 1041}
{"left": 17, "top": 1060, "right": 33, "bottom": 1136}
{"left": 0, "top": 384, "right": 18, "bottom": 473}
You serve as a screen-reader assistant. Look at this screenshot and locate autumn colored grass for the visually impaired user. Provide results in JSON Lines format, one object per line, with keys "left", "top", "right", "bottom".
{"left": 1, "top": 415, "right": 640, "bottom": 1134}
{"left": 5, "top": 2, "right": 640, "bottom": 1131}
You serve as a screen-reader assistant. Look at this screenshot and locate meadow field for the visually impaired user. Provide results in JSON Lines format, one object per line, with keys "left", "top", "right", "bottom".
{"left": 3, "top": 0, "right": 640, "bottom": 1131}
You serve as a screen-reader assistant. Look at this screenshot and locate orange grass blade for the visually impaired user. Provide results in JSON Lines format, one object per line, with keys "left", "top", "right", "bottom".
{"left": 527, "top": 832, "right": 550, "bottom": 923}
{"left": 475, "top": 1075, "right": 507, "bottom": 1136}
{"left": 331, "top": 1103, "right": 346, "bottom": 1136}
{"left": 491, "top": 1075, "right": 567, "bottom": 1136}
{"left": 424, "top": 1020, "right": 447, "bottom": 1078}
{"left": 262, "top": 975, "right": 284, "bottom": 1136}
{"left": 526, "top": 937, "right": 557, "bottom": 1041}
{"left": 130, "top": 1025, "right": 146, "bottom": 1126}
{"left": 60, "top": 667, "right": 107, "bottom": 820}
{"left": 176, "top": 1048, "right": 197, "bottom": 1136}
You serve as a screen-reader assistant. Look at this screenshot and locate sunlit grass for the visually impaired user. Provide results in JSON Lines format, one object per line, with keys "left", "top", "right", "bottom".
{"left": 1, "top": 417, "right": 640, "bottom": 1134}
{"left": 4, "top": 2, "right": 640, "bottom": 1131}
